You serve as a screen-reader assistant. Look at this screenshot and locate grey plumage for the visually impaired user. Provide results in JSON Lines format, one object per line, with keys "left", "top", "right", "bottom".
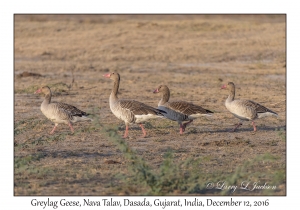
{"left": 221, "top": 82, "right": 278, "bottom": 132}
{"left": 35, "top": 86, "right": 92, "bottom": 134}
{"left": 104, "top": 72, "right": 165, "bottom": 138}
{"left": 119, "top": 99, "right": 165, "bottom": 122}
{"left": 153, "top": 85, "right": 213, "bottom": 134}
{"left": 167, "top": 101, "right": 213, "bottom": 117}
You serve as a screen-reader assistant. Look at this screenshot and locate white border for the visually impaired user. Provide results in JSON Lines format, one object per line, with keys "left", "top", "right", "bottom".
{"left": 3, "top": 0, "right": 296, "bottom": 209}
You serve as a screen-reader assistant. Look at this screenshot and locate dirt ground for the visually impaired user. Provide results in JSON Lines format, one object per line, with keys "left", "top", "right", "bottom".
{"left": 14, "top": 15, "right": 286, "bottom": 196}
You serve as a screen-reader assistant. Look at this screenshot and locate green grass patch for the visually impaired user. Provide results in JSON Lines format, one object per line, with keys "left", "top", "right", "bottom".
{"left": 15, "top": 153, "right": 45, "bottom": 169}
{"left": 14, "top": 118, "right": 48, "bottom": 136}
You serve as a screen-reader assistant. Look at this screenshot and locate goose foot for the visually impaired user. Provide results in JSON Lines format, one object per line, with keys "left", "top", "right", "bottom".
{"left": 139, "top": 124, "right": 147, "bottom": 138}
{"left": 123, "top": 125, "right": 129, "bottom": 138}
{"left": 231, "top": 123, "right": 242, "bottom": 132}
{"left": 122, "top": 133, "right": 129, "bottom": 138}
{"left": 68, "top": 122, "right": 74, "bottom": 133}
{"left": 49, "top": 125, "right": 57, "bottom": 134}
{"left": 179, "top": 124, "right": 184, "bottom": 134}
{"left": 252, "top": 121, "right": 257, "bottom": 132}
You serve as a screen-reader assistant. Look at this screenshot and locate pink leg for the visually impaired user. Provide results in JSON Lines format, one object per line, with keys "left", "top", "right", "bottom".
{"left": 50, "top": 125, "right": 57, "bottom": 134}
{"left": 252, "top": 121, "right": 257, "bottom": 132}
{"left": 231, "top": 122, "right": 242, "bottom": 132}
{"left": 68, "top": 122, "right": 74, "bottom": 133}
{"left": 139, "top": 124, "right": 147, "bottom": 138}
{"left": 179, "top": 123, "right": 184, "bottom": 134}
{"left": 182, "top": 120, "right": 193, "bottom": 132}
{"left": 123, "top": 125, "right": 129, "bottom": 138}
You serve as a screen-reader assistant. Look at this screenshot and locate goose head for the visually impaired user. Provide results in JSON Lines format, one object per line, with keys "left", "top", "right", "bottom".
{"left": 153, "top": 84, "right": 170, "bottom": 94}
{"left": 103, "top": 72, "right": 120, "bottom": 82}
{"left": 221, "top": 82, "right": 235, "bottom": 91}
{"left": 34, "top": 86, "right": 51, "bottom": 95}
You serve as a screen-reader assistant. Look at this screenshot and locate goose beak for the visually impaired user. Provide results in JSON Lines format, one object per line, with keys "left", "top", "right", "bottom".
{"left": 153, "top": 89, "right": 159, "bottom": 93}
{"left": 103, "top": 73, "right": 111, "bottom": 78}
{"left": 34, "top": 89, "right": 41, "bottom": 94}
{"left": 221, "top": 84, "right": 227, "bottom": 89}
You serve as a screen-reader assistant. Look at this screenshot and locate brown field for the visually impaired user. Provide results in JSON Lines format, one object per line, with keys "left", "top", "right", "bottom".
{"left": 14, "top": 15, "right": 286, "bottom": 196}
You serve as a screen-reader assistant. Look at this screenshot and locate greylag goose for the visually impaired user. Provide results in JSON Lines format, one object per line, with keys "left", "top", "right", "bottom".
{"left": 34, "top": 86, "right": 92, "bottom": 134}
{"left": 153, "top": 85, "right": 213, "bottom": 134}
{"left": 103, "top": 72, "right": 166, "bottom": 138}
{"left": 221, "top": 82, "right": 278, "bottom": 132}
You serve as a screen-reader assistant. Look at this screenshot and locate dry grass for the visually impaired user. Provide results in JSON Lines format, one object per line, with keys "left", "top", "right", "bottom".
{"left": 14, "top": 14, "right": 286, "bottom": 196}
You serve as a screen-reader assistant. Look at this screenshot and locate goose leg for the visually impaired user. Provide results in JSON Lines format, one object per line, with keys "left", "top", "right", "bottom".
{"left": 252, "top": 121, "right": 257, "bottom": 132}
{"left": 123, "top": 125, "right": 129, "bottom": 138}
{"left": 139, "top": 124, "right": 147, "bottom": 138}
{"left": 182, "top": 120, "right": 193, "bottom": 132}
{"left": 231, "top": 122, "right": 242, "bottom": 132}
{"left": 50, "top": 125, "right": 58, "bottom": 134}
{"left": 68, "top": 122, "right": 74, "bottom": 133}
{"left": 179, "top": 123, "right": 184, "bottom": 134}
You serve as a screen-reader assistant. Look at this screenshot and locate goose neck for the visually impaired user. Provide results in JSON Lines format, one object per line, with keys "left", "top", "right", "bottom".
{"left": 227, "top": 88, "right": 235, "bottom": 102}
{"left": 110, "top": 79, "right": 119, "bottom": 102}
{"left": 159, "top": 89, "right": 170, "bottom": 105}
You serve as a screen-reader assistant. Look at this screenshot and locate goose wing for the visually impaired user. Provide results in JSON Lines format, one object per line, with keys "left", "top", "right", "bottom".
{"left": 243, "top": 100, "right": 277, "bottom": 115}
{"left": 119, "top": 100, "right": 164, "bottom": 116}
{"left": 168, "top": 101, "right": 213, "bottom": 115}
{"left": 56, "top": 102, "right": 88, "bottom": 117}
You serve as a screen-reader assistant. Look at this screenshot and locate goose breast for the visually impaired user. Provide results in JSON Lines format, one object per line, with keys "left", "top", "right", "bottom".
{"left": 110, "top": 101, "right": 135, "bottom": 124}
